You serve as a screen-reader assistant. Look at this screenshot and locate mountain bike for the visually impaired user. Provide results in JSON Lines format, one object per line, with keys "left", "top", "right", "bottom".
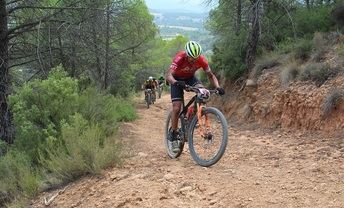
{"left": 164, "top": 86, "right": 228, "bottom": 167}
{"left": 145, "top": 89, "right": 153, "bottom": 108}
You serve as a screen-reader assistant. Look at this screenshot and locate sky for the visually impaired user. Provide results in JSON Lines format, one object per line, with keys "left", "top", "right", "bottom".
{"left": 144, "top": 0, "right": 212, "bottom": 13}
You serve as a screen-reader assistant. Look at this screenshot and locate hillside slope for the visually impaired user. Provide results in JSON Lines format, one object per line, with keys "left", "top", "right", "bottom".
{"left": 215, "top": 42, "right": 344, "bottom": 133}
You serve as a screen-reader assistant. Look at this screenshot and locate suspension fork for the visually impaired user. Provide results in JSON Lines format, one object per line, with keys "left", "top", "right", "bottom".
{"left": 197, "top": 102, "right": 211, "bottom": 137}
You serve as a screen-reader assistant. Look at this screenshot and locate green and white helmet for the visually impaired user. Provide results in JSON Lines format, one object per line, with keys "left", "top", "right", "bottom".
{"left": 185, "top": 41, "right": 202, "bottom": 59}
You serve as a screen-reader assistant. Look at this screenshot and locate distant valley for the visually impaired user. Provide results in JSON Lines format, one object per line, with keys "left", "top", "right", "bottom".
{"left": 149, "top": 9, "right": 214, "bottom": 53}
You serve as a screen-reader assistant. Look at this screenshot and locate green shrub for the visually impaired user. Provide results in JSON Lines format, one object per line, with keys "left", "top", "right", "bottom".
{"left": 321, "top": 89, "right": 344, "bottom": 118}
{"left": 299, "top": 63, "right": 339, "bottom": 86}
{"left": 294, "top": 39, "right": 314, "bottom": 61}
{"left": 276, "top": 38, "right": 295, "bottom": 54}
{"left": 9, "top": 66, "right": 79, "bottom": 162}
{"left": 331, "top": 4, "right": 344, "bottom": 32}
{"left": 0, "top": 140, "right": 8, "bottom": 157}
{"left": 210, "top": 35, "right": 247, "bottom": 80}
{"left": 10, "top": 66, "right": 136, "bottom": 162}
{"left": 5, "top": 65, "right": 136, "bottom": 206}
{"left": 78, "top": 88, "right": 136, "bottom": 137}
{"left": 294, "top": 6, "right": 334, "bottom": 37}
{"left": 40, "top": 114, "right": 122, "bottom": 182}
{"left": 112, "top": 97, "right": 137, "bottom": 122}
{"left": 0, "top": 152, "right": 39, "bottom": 206}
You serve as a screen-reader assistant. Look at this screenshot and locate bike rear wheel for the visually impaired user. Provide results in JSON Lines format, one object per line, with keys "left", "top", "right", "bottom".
{"left": 188, "top": 107, "right": 228, "bottom": 167}
{"left": 164, "top": 111, "right": 186, "bottom": 158}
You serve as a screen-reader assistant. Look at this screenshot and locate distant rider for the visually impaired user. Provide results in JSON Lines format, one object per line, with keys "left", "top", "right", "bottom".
{"left": 143, "top": 76, "right": 157, "bottom": 101}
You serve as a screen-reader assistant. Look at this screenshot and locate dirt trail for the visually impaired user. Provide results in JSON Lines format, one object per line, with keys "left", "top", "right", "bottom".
{"left": 33, "top": 93, "right": 344, "bottom": 208}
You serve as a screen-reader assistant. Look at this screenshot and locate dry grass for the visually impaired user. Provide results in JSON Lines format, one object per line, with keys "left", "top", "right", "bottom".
{"left": 251, "top": 54, "right": 281, "bottom": 79}
{"left": 321, "top": 89, "right": 344, "bottom": 119}
{"left": 299, "top": 63, "right": 339, "bottom": 87}
{"left": 311, "top": 32, "right": 329, "bottom": 62}
{"left": 280, "top": 62, "right": 299, "bottom": 87}
{"left": 40, "top": 114, "right": 122, "bottom": 183}
{"left": 337, "top": 42, "right": 344, "bottom": 58}
{"left": 294, "top": 39, "right": 314, "bottom": 61}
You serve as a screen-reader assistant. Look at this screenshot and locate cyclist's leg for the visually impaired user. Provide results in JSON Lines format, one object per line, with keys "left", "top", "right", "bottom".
{"left": 170, "top": 82, "right": 183, "bottom": 132}
{"left": 171, "top": 101, "right": 182, "bottom": 130}
{"left": 170, "top": 85, "right": 183, "bottom": 152}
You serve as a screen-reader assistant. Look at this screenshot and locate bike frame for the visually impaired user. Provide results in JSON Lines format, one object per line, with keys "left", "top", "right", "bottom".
{"left": 180, "top": 95, "right": 197, "bottom": 119}
{"left": 178, "top": 87, "right": 217, "bottom": 139}
{"left": 179, "top": 87, "right": 217, "bottom": 119}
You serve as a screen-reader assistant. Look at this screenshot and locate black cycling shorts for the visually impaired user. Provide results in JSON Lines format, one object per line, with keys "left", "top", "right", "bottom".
{"left": 170, "top": 76, "right": 201, "bottom": 102}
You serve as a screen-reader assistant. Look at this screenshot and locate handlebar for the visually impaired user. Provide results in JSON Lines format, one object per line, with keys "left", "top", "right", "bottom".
{"left": 184, "top": 85, "right": 219, "bottom": 94}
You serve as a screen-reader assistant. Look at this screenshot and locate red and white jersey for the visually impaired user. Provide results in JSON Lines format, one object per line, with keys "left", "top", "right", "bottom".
{"left": 169, "top": 51, "right": 210, "bottom": 79}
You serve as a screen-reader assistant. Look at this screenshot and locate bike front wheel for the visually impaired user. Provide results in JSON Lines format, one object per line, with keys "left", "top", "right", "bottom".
{"left": 188, "top": 107, "right": 228, "bottom": 167}
{"left": 146, "top": 93, "right": 151, "bottom": 108}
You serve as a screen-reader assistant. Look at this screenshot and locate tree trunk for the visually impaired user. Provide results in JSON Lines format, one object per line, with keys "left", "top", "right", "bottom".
{"left": 91, "top": 25, "right": 103, "bottom": 89}
{"left": 104, "top": 7, "right": 110, "bottom": 90}
{"left": 245, "top": 0, "right": 262, "bottom": 72}
{"left": 70, "top": 39, "right": 77, "bottom": 77}
{"left": 236, "top": 0, "right": 242, "bottom": 35}
{"left": 58, "top": 34, "right": 67, "bottom": 69}
{"left": 0, "top": 0, "right": 13, "bottom": 144}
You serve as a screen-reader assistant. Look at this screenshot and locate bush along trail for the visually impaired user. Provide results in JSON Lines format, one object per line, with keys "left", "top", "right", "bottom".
{"left": 32, "top": 93, "right": 344, "bottom": 208}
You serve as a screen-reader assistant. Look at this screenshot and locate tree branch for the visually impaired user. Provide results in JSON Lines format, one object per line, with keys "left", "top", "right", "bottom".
{"left": 7, "top": 21, "right": 41, "bottom": 37}
{"left": 113, "top": 37, "right": 149, "bottom": 57}
{"left": 7, "top": 0, "right": 85, "bottom": 37}
{"left": 6, "top": 0, "right": 22, "bottom": 5}
{"left": 8, "top": 5, "right": 106, "bottom": 14}
{"left": 9, "top": 58, "right": 38, "bottom": 69}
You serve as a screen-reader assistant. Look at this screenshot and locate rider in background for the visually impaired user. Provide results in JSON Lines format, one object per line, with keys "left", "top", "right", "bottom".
{"left": 158, "top": 76, "right": 165, "bottom": 86}
{"left": 143, "top": 76, "right": 157, "bottom": 101}
{"left": 157, "top": 76, "right": 165, "bottom": 97}
{"left": 166, "top": 41, "right": 225, "bottom": 153}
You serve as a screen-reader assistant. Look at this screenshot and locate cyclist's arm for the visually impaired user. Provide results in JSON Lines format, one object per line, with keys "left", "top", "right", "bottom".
{"left": 166, "top": 68, "right": 177, "bottom": 85}
{"left": 205, "top": 67, "right": 220, "bottom": 88}
{"left": 166, "top": 53, "right": 183, "bottom": 85}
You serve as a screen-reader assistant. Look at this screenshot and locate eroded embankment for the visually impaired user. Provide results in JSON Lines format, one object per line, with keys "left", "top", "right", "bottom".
{"left": 215, "top": 53, "right": 344, "bottom": 133}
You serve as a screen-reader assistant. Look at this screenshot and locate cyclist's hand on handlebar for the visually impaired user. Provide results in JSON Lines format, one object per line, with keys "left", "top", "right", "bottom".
{"left": 216, "top": 87, "right": 225, "bottom": 95}
{"left": 174, "top": 81, "right": 186, "bottom": 89}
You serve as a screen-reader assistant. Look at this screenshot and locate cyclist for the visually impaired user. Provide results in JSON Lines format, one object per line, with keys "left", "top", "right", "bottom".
{"left": 143, "top": 76, "right": 157, "bottom": 102}
{"left": 157, "top": 76, "right": 165, "bottom": 98}
{"left": 166, "top": 41, "right": 225, "bottom": 153}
